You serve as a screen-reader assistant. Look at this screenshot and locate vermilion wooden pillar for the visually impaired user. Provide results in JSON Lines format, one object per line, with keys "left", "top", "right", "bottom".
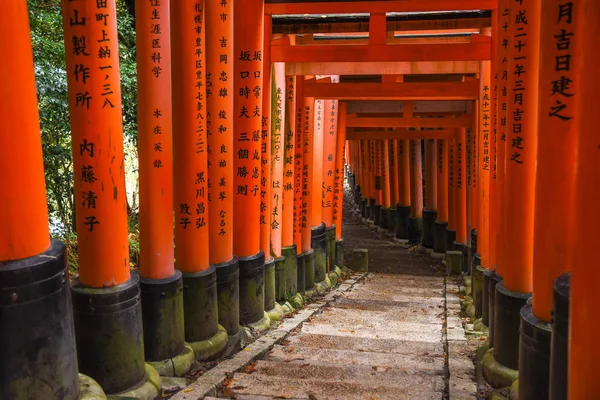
{"left": 206, "top": 0, "right": 240, "bottom": 340}
{"left": 372, "top": 140, "right": 383, "bottom": 225}
{"left": 234, "top": 0, "right": 267, "bottom": 327}
{"left": 388, "top": 139, "right": 399, "bottom": 233}
{"left": 333, "top": 102, "right": 347, "bottom": 271}
{"left": 1, "top": 2, "right": 78, "bottom": 397}
{"left": 408, "top": 139, "right": 423, "bottom": 244}
{"left": 301, "top": 92, "right": 317, "bottom": 293}
{"left": 433, "top": 139, "right": 449, "bottom": 254}
{"left": 138, "top": 0, "right": 187, "bottom": 369}
{"left": 281, "top": 75, "right": 300, "bottom": 304}
{"left": 491, "top": 0, "right": 541, "bottom": 373}
{"left": 323, "top": 94, "right": 339, "bottom": 278}
{"left": 570, "top": 2, "right": 600, "bottom": 397}
{"left": 380, "top": 140, "right": 392, "bottom": 229}
{"left": 293, "top": 77, "right": 305, "bottom": 295}
{"left": 446, "top": 138, "right": 457, "bottom": 248}
{"left": 423, "top": 139, "right": 438, "bottom": 248}
{"left": 61, "top": 0, "right": 148, "bottom": 394}
{"left": 396, "top": 139, "right": 411, "bottom": 239}
{"left": 519, "top": 1, "right": 577, "bottom": 397}
{"left": 454, "top": 129, "right": 468, "bottom": 266}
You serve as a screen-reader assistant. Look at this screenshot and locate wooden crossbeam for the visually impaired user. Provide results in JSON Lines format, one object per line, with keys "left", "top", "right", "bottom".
{"left": 265, "top": 0, "right": 497, "bottom": 15}
{"left": 272, "top": 40, "right": 491, "bottom": 63}
{"left": 303, "top": 81, "right": 479, "bottom": 100}
{"left": 285, "top": 61, "right": 479, "bottom": 76}
{"left": 347, "top": 129, "right": 457, "bottom": 140}
{"left": 346, "top": 116, "right": 472, "bottom": 129}
{"left": 295, "top": 35, "right": 474, "bottom": 45}
{"left": 272, "top": 18, "right": 492, "bottom": 35}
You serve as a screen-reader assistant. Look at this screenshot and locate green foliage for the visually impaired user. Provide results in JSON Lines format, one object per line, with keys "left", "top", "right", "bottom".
{"left": 28, "top": 0, "right": 140, "bottom": 272}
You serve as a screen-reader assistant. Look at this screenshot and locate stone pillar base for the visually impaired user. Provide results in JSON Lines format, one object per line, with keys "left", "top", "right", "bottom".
{"left": 482, "top": 348, "right": 519, "bottom": 389}
{"left": 395, "top": 204, "right": 411, "bottom": 239}
{"left": 422, "top": 209, "right": 437, "bottom": 248}
{"left": 239, "top": 251, "right": 266, "bottom": 326}
{"left": 433, "top": 220, "right": 448, "bottom": 253}
{"left": 352, "top": 248, "right": 369, "bottom": 272}
{"left": 550, "top": 273, "right": 570, "bottom": 400}
{"left": 408, "top": 216, "right": 423, "bottom": 244}
{"left": 188, "top": 325, "right": 228, "bottom": 362}
{"left": 445, "top": 251, "right": 463, "bottom": 275}
{"left": 472, "top": 265, "right": 485, "bottom": 319}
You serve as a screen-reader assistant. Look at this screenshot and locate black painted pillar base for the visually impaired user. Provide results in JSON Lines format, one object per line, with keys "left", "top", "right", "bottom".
{"left": 482, "top": 267, "right": 491, "bottom": 326}
{"left": 388, "top": 208, "right": 397, "bottom": 233}
{"left": 550, "top": 272, "right": 570, "bottom": 400}
{"left": 372, "top": 204, "right": 382, "bottom": 225}
{"left": 335, "top": 239, "right": 344, "bottom": 269}
{"left": 239, "top": 251, "right": 265, "bottom": 325}
{"left": 354, "top": 184, "right": 361, "bottom": 205}
{"left": 379, "top": 207, "right": 390, "bottom": 229}
{"left": 1, "top": 240, "right": 79, "bottom": 399}
{"left": 264, "top": 257, "right": 276, "bottom": 311}
{"left": 470, "top": 229, "right": 477, "bottom": 273}
{"left": 445, "top": 227, "right": 456, "bottom": 251}
{"left": 274, "top": 256, "right": 286, "bottom": 302}
{"left": 395, "top": 204, "right": 411, "bottom": 239}
{"left": 488, "top": 269, "right": 501, "bottom": 346}
{"left": 368, "top": 198, "right": 376, "bottom": 221}
{"left": 433, "top": 220, "right": 448, "bottom": 253}
{"left": 296, "top": 253, "right": 306, "bottom": 294}
{"left": 282, "top": 245, "right": 298, "bottom": 297}
{"left": 493, "top": 281, "right": 531, "bottom": 370}
{"left": 325, "top": 225, "right": 336, "bottom": 274}
{"left": 408, "top": 216, "right": 423, "bottom": 244}
{"left": 182, "top": 266, "right": 219, "bottom": 342}
{"left": 518, "top": 300, "right": 552, "bottom": 400}
{"left": 215, "top": 257, "right": 240, "bottom": 336}
{"left": 361, "top": 199, "right": 367, "bottom": 217}
{"left": 72, "top": 272, "right": 145, "bottom": 395}
{"left": 140, "top": 271, "right": 185, "bottom": 363}
{"left": 422, "top": 209, "right": 437, "bottom": 248}
{"left": 472, "top": 264, "right": 485, "bottom": 319}
{"left": 453, "top": 242, "right": 468, "bottom": 273}
{"left": 311, "top": 224, "right": 327, "bottom": 284}
{"left": 304, "top": 249, "right": 316, "bottom": 291}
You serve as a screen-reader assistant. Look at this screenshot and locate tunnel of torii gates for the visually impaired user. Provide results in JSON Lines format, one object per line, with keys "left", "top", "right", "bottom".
{"left": 1, "top": 0, "right": 599, "bottom": 399}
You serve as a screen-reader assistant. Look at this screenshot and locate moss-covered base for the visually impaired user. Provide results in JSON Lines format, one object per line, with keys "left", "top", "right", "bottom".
{"left": 482, "top": 349, "right": 519, "bottom": 388}
{"left": 222, "top": 328, "right": 248, "bottom": 358}
{"left": 266, "top": 303, "right": 285, "bottom": 322}
{"left": 288, "top": 292, "right": 304, "bottom": 309}
{"left": 430, "top": 251, "right": 445, "bottom": 260}
{"left": 304, "top": 287, "right": 318, "bottom": 299}
{"left": 446, "top": 250, "right": 463, "bottom": 275}
{"left": 328, "top": 265, "right": 343, "bottom": 287}
{"left": 509, "top": 379, "right": 519, "bottom": 400}
{"left": 473, "top": 318, "right": 490, "bottom": 333}
{"left": 315, "top": 276, "right": 332, "bottom": 295}
{"left": 188, "top": 325, "right": 228, "bottom": 362}
{"left": 79, "top": 374, "right": 107, "bottom": 400}
{"left": 352, "top": 249, "right": 369, "bottom": 272}
{"left": 244, "top": 312, "right": 272, "bottom": 335}
{"left": 108, "top": 364, "right": 160, "bottom": 400}
{"left": 147, "top": 343, "right": 195, "bottom": 377}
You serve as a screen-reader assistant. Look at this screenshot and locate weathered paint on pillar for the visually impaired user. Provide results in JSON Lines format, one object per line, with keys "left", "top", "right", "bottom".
{"left": 424, "top": 139, "right": 437, "bottom": 210}
{"left": 171, "top": 0, "right": 210, "bottom": 273}
{"left": 282, "top": 76, "right": 296, "bottom": 247}
{"left": 479, "top": 52, "right": 492, "bottom": 268}
{"left": 532, "top": 0, "right": 576, "bottom": 322}
{"left": 489, "top": 12, "right": 499, "bottom": 270}
{"left": 436, "top": 139, "right": 449, "bottom": 222}
{"left": 502, "top": 0, "right": 541, "bottom": 293}
{"left": 389, "top": 140, "right": 399, "bottom": 207}
{"left": 62, "top": 0, "right": 130, "bottom": 287}
{"left": 0, "top": 0, "right": 50, "bottom": 262}
{"left": 234, "top": 0, "right": 263, "bottom": 258}
{"left": 311, "top": 99, "right": 324, "bottom": 227}
{"left": 322, "top": 94, "right": 339, "bottom": 227}
{"left": 301, "top": 94, "right": 314, "bottom": 252}
{"left": 270, "top": 63, "right": 285, "bottom": 257}
{"left": 293, "top": 78, "right": 304, "bottom": 254}
{"left": 260, "top": 16, "right": 272, "bottom": 257}
{"left": 409, "top": 140, "right": 423, "bottom": 219}
{"left": 570, "top": 1, "right": 600, "bottom": 396}
{"left": 206, "top": 0, "right": 234, "bottom": 264}
{"left": 333, "top": 102, "right": 347, "bottom": 240}
{"left": 496, "top": 0, "right": 510, "bottom": 278}
{"left": 398, "top": 139, "right": 411, "bottom": 206}
{"left": 456, "top": 129, "right": 467, "bottom": 244}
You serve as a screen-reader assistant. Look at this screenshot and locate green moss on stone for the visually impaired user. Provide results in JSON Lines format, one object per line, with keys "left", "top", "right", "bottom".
{"left": 147, "top": 343, "right": 195, "bottom": 377}
{"left": 245, "top": 312, "right": 271, "bottom": 334}
{"left": 482, "top": 348, "right": 519, "bottom": 388}
{"left": 266, "top": 303, "right": 285, "bottom": 321}
{"left": 108, "top": 364, "right": 160, "bottom": 400}
{"left": 510, "top": 379, "right": 519, "bottom": 400}
{"left": 79, "top": 374, "right": 107, "bottom": 400}
{"left": 189, "top": 325, "right": 228, "bottom": 362}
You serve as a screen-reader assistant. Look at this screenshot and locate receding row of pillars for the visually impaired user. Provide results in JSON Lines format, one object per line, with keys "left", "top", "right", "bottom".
{"left": 0, "top": 1, "right": 348, "bottom": 398}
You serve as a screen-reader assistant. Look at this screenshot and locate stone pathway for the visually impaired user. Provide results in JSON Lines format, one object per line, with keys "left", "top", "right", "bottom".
{"left": 178, "top": 189, "right": 476, "bottom": 400}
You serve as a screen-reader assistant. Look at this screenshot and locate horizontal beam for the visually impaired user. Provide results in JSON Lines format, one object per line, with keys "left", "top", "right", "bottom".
{"left": 303, "top": 82, "right": 479, "bottom": 100}
{"left": 296, "top": 35, "right": 474, "bottom": 45}
{"left": 285, "top": 60, "right": 480, "bottom": 76}
{"left": 347, "top": 100, "right": 469, "bottom": 114}
{"left": 272, "top": 40, "right": 491, "bottom": 62}
{"left": 265, "top": 0, "right": 497, "bottom": 15}
{"left": 347, "top": 129, "right": 456, "bottom": 140}
{"left": 272, "top": 17, "right": 492, "bottom": 34}
{"left": 346, "top": 116, "right": 472, "bottom": 129}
